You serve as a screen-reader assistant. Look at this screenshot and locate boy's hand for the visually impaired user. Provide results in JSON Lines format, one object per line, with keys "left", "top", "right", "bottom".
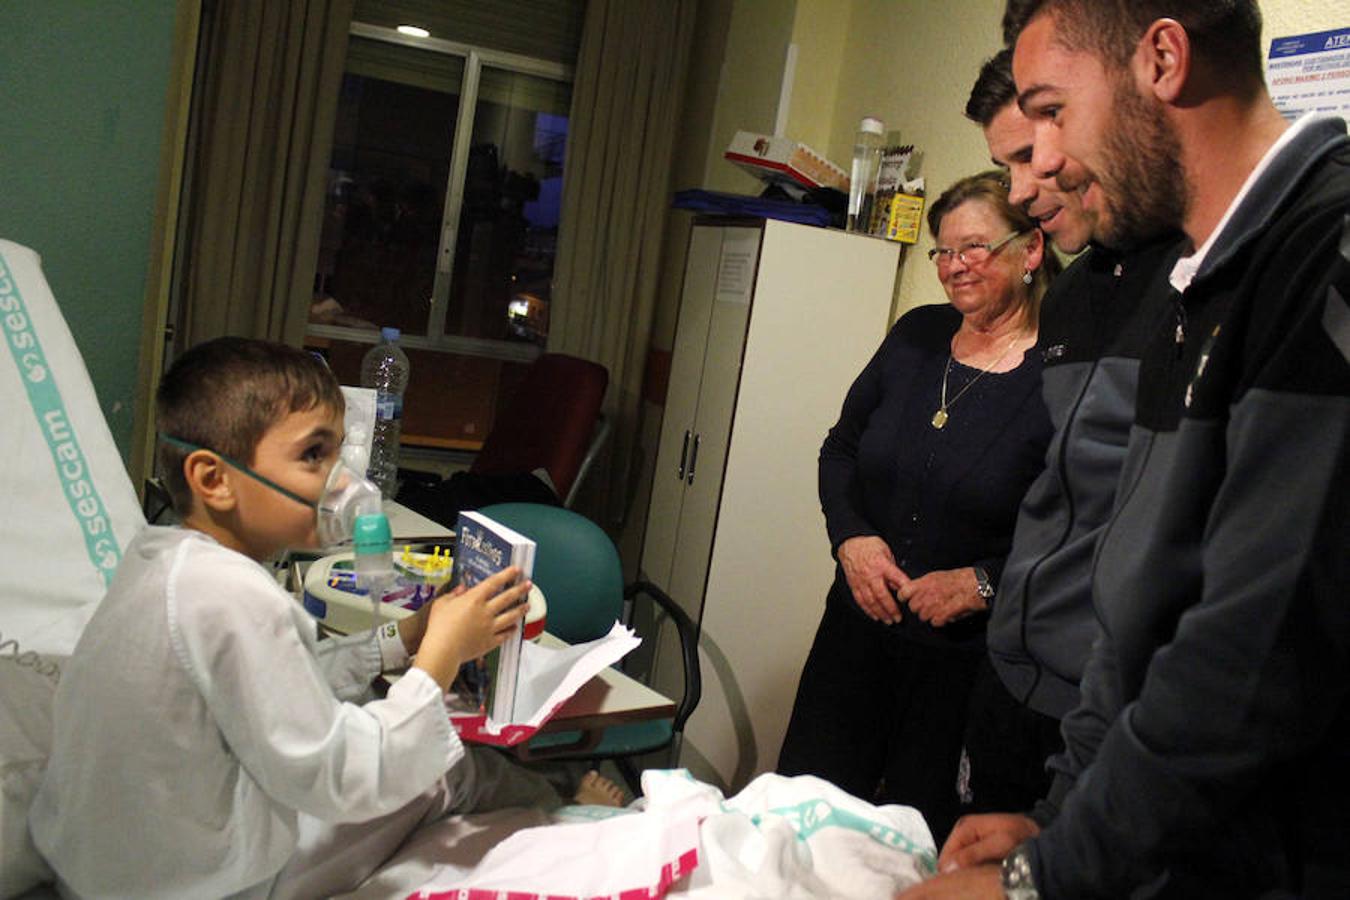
{"left": 412, "top": 567, "right": 530, "bottom": 691}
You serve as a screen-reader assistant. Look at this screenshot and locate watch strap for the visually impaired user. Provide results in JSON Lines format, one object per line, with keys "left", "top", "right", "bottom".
{"left": 1000, "top": 840, "right": 1039, "bottom": 900}
{"left": 974, "top": 566, "right": 995, "bottom": 601}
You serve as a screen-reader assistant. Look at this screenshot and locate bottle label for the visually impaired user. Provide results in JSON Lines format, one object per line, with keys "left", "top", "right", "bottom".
{"left": 375, "top": 391, "right": 403, "bottom": 421}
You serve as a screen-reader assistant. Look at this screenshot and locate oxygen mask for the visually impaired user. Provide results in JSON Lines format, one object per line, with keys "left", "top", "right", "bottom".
{"left": 314, "top": 455, "right": 385, "bottom": 547}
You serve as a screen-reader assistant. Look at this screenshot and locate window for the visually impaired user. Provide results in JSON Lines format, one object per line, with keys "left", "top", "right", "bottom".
{"left": 306, "top": 24, "right": 574, "bottom": 449}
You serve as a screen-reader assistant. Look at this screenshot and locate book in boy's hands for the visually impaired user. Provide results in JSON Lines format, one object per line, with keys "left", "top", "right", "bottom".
{"left": 450, "top": 510, "right": 535, "bottom": 726}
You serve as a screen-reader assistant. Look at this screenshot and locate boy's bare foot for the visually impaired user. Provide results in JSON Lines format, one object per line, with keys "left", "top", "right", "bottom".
{"left": 573, "top": 770, "right": 626, "bottom": 807}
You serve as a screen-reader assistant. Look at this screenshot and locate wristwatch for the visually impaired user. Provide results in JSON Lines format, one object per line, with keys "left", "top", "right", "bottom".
{"left": 973, "top": 567, "right": 995, "bottom": 603}
{"left": 1001, "top": 840, "right": 1040, "bottom": 900}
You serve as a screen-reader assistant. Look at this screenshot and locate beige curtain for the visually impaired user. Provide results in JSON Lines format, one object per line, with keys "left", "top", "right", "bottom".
{"left": 548, "top": 0, "right": 697, "bottom": 527}
{"left": 176, "top": 0, "right": 354, "bottom": 349}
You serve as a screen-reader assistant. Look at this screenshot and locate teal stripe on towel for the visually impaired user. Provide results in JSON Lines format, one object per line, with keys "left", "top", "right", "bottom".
{"left": 0, "top": 249, "right": 122, "bottom": 585}
{"left": 756, "top": 798, "right": 939, "bottom": 873}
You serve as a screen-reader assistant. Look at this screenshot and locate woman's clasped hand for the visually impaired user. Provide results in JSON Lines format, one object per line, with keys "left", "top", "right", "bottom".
{"left": 837, "top": 535, "right": 907, "bottom": 624}
{"left": 898, "top": 567, "right": 988, "bottom": 627}
{"left": 839, "top": 537, "right": 987, "bottom": 627}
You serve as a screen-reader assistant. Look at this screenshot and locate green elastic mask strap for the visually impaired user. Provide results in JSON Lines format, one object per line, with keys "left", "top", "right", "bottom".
{"left": 159, "top": 433, "right": 318, "bottom": 510}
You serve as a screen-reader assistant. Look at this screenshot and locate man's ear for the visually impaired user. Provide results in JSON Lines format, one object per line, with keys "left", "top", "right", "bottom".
{"left": 183, "top": 450, "right": 236, "bottom": 512}
{"left": 1134, "top": 18, "right": 1190, "bottom": 104}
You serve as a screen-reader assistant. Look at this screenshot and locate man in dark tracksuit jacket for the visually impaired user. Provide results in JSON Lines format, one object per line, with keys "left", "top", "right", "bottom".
{"left": 959, "top": 46, "right": 1179, "bottom": 813}
{"left": 905, "top": 3, "right": 1350, "bottom": 898}
{"left": 967, "top": 238, "right": 1175, "bottom": 810}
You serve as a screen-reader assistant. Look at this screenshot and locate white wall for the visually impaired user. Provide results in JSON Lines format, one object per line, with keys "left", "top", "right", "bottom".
{"left": 812, "top": 0, "right": 1006, "bottom": 320}
{"left": 1262, "top": 0, "right": 1344, "bottom": 40}
{"left": 616, "top": 0, "right": 799, "bottom": 577}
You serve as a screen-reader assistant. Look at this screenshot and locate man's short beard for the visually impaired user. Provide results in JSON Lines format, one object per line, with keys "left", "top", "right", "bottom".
{"left": 1097, "top": 79, "right": 1188, "bottom": 249}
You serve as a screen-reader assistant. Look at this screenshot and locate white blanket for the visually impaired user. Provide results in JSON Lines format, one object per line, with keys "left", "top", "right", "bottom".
{"left": 387, "top": 770, "right": 936, "bottom": 900}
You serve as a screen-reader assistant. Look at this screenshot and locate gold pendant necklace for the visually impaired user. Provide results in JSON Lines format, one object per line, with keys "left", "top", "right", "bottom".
{"left": 932, "top": 332, "right": 1021, "bottom": 429}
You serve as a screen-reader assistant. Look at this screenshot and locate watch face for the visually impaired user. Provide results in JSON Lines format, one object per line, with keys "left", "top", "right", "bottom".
{"left": 975, "top": 569, "right": 994, "bottom": 598}
{"left": 1001, "top": 843, "right": 1039, "bottom": 900}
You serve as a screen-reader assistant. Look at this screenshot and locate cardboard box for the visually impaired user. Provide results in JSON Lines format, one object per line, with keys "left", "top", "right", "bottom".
{"left": 724, "top": 131, "right": 849, "bottom": 193}
{"left": 884, "top": 193, "right": 926, "bottom": 244}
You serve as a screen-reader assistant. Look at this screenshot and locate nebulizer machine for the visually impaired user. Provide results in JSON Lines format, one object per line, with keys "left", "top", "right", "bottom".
{"left": 305, "top": 430, "right": 456, "bottom": 633}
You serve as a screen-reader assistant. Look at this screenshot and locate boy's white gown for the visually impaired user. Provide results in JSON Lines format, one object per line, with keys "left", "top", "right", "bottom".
{"left": 29, "top": 526, "right": 551, "bottom": 900}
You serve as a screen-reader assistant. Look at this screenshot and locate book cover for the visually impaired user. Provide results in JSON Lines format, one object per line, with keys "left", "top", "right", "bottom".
{"left": 450, "top": 510, "right": 536, "bottom": 725}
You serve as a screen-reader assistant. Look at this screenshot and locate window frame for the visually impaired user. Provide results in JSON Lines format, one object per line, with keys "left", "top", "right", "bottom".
{"left": 304, "top": 22, "right": 574, "bottom": 364}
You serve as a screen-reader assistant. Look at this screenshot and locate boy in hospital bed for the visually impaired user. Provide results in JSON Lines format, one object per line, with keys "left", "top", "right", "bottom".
{"left": 27, "top": 337, "right": 622, "bottom": 900}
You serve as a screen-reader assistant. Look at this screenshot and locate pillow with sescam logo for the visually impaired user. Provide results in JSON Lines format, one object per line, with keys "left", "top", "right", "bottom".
{"left": 0, "top": 240, "right": 144, "bottom": 658}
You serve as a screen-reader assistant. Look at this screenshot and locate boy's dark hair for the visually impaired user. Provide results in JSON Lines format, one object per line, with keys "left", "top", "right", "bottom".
{"left": 966, "top": 48, "right": 1018, "bottom": 127}
{"left": 156, "top": 337, "right": 344, "bottom": 514}
{"left": 1002, "top": 0, "right": 1264, "bottom": 85}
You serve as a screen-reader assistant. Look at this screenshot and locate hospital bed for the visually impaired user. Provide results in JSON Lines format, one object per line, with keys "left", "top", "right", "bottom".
{"left": 0, "top": 238, "right": 937, "bottom": 899}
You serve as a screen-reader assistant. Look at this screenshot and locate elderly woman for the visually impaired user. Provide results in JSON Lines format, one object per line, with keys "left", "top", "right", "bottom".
{"left": 778, "top": 171, "right": 1058, "bottom": 842}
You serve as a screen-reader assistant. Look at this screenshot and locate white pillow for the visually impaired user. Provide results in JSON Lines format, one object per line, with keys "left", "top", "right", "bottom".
{"left": 0, "top": 653, "right": 62, "bottom": 898}
{"left": 0, "top": 240, "right": 145, "bottom": 659}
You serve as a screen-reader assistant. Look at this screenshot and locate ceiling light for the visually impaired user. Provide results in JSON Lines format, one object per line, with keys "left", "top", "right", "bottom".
{"left": 396, "top": 24, "right": 430, "bottom": 38}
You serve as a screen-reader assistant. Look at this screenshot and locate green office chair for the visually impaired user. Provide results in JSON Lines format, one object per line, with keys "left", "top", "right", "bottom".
{"left": 478, "top": 502, "right": 702, "bottom": 793}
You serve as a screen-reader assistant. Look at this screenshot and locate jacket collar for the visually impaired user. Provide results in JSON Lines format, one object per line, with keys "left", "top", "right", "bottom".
{"left": 1190, "top": 115, "right": 1349, "bottom": 289}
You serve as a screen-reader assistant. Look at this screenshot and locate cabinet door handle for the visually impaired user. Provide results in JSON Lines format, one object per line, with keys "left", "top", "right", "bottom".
{"left": 677, "top": 429, "right": 691, "bottom": 480}
{"left": 687, "top": 433, "right": 701, "bottom": 485}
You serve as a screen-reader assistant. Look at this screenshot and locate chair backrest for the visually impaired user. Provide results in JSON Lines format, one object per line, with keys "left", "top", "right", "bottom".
{"left": 471, "top": 354, "right": 608, "bottom": 505}
{"left": 477, "top": 503, "right": 623, "bottom": 644}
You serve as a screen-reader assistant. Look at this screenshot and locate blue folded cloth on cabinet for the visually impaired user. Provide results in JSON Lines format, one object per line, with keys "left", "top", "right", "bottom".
{"left": 672, "top": 189, "right": 833, "bottom": 227}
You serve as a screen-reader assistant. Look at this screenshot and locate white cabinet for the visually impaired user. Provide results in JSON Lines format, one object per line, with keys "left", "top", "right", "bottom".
{"left": 641, "top": 218, "right": 900, "bottom": 790}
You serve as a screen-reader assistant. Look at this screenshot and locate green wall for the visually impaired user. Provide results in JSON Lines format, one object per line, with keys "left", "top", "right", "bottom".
{"left": 0, "top": 0, "right": 179, "bottom": 460}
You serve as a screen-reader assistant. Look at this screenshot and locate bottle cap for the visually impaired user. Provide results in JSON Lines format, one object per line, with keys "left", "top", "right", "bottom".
{"left": 380, "top": 326, "right": 401, "bottom": 342}
{"left": 859, "top": 117, "right": 884, "bottom": 136}
{"left": 353, "top": 513, "right": 393, "bottom": 556}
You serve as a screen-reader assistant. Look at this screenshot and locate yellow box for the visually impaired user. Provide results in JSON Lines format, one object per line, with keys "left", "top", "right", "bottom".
{"left": 885, "top": 193, "right": 926, "bottom": 244}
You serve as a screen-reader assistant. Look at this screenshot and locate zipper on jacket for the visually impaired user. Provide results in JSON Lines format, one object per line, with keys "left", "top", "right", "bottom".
{"left": 1172, "top": 295, "right": 1187, "bottom": 356}
{"left": 1014, "top": 257, "right": 1129, "bottom": 705}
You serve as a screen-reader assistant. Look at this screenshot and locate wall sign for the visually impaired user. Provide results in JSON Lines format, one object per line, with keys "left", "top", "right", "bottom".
{"left": 1267, "top": 27, "right": 1350, "bottom": 121}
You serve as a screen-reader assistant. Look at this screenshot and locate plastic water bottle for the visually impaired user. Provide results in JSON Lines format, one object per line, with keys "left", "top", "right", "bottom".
{"left": 847, "top": 117, "right": 885, "bottom": 233}
{"left": 360, "top": 327, "right": 410, "bottom": 499}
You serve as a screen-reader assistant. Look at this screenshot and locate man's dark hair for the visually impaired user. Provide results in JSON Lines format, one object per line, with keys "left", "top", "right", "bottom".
{"left": 1002, "top": 0, "right": 1264, "bottom": 83}
{"left": 156, "top": 337, "right": 344, "bottom": 514}
{"left": 1002, "top": 0, "right": 1046, "bottom": 45}
{"left": 966, "top": 48, "right": 1018, "bottom": 127}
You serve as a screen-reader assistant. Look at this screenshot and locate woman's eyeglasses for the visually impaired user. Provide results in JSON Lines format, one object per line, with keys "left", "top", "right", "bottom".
{"left": 928, "top": 229, "right": 1028, "bottom": 268}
